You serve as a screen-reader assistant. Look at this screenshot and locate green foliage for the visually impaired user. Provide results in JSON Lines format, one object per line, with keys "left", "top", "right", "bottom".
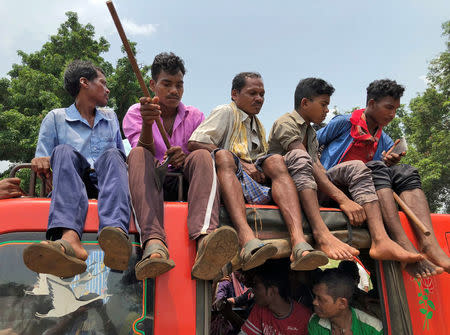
{"left": 0, "top": 11, "right": 150, "bottom": 164}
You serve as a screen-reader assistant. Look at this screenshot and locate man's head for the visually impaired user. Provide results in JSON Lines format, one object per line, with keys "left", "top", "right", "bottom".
{"left": 365, "top": 79, "right": 405, "bottom": 128}
{"left": 249, "top": 260, "right": 290, "bottom": 308}
{"left": 294, "top": 78, "right": 335, "bottom": 125}
{"left": 64, "top": 60, "right": 109, "bottom": 106}
{"left": 312, "top": 269, "right": 355, "bottom": 319}
{"left": 150, "top": 52, "right": 186, "bottom": 110}
{"left": 231, "top": 72, "right": 265, "bottom": 117}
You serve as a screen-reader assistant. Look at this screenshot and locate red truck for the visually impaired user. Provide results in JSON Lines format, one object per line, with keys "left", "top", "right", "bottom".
{"left": 0, "top": 166, "right": 449, "bottom": 334}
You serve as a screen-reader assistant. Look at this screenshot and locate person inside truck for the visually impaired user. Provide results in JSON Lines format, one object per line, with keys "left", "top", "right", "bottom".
{"left": 309, "top": 268, "right": 383, "bottom": 335}
{"left": 268, "top": 77, "right": 420, "bottom": 264}
{"left": 123, "top": 52, "right": 238, "bottom": 281}
{"left": 317, "top": 79, "right": 450, "bottom": 277}
{"left": 22, "top": 60, "right": 132, "bottom": 278}
{"left": 0, "top": 178, "right": 25, "bottom": 199}
{"left": 239, "top": 260, "right": 311, "bottom": 335}
{"left": 188, "top": 72, "right": 328, "bottom": 272}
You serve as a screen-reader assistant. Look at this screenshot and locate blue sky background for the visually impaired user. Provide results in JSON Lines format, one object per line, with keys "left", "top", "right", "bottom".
{"left": 0, "top": 0, "right": 449, "bottom": 165}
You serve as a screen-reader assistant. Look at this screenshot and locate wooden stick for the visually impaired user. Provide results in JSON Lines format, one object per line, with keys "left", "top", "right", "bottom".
{"left": 393, "top": 192, "right": 431, "bottom": 236}
{"left": 106, "top": 1, "right": 171, "bottom": 150}
{"left": 385, "top": 138, "right": 400, "bottom": 156}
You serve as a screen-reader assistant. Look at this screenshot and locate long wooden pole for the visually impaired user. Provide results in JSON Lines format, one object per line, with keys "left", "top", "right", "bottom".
{"left": 106, "top": 0, "right": 171, "bottom": 149}
{"left": 393, "top": 192, "right": 431, "bottom": 236}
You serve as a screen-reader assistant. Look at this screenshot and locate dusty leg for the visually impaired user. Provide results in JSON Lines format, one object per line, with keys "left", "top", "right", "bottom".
{"left": 377, "top": 188, "right": 443, "bottom": 277}
{"left": 400, "top": 189, "right": 450, "bottom": 273}
{"left": 215, "top": 150, "right": 255, "bottom": 246}
{"left": 363, "top": 201, "right": 423, "bottom": 263}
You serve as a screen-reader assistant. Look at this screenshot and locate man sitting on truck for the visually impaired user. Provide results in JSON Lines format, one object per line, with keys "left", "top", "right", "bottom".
{"left": 23, "top": 60, "right": 132, "bottom": 278}
{"left": 308, "top": 268, "right": 383, "bottom": 335}
{"left": 123, "top": 52, "right": 238, "bottom": 281}
{"left": 317, "top": 79, "right": 450, "bottom": 277}
{"left": 188, "top": 72, "right": 328, "bottom": 272}
{"left": 239, "top": 260, "right": 311, "bottom": 335}
{"left": 268, "top": 77, "right": 421, "bottom": 264}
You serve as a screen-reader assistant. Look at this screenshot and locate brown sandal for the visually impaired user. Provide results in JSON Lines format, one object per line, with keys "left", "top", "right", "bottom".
{"left": 98, "top": 227, "right": 132, "bottom": 271}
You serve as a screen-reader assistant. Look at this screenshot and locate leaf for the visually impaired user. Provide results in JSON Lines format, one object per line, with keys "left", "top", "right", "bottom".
{"left": 427, "top": 300, "right": 436, "bottom": 310}
{"left": 418, "top": 293, "right": 423, "bottom": 297}
{"left": 426, "top": 311, "right": 433, "bottom": 319}
{"left": 420, "top": 308, "right": 427, "bottom": 314}
{"left": 419, "top": 300, "right": 425, "bottom": 304}
{"left": 424, "top": 289, "right": 429, "bottom": 294}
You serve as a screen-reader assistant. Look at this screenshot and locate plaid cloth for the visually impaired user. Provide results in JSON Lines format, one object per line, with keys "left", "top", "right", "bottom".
{"left": 213, "top": 149, "right": 272, "bottom": 204}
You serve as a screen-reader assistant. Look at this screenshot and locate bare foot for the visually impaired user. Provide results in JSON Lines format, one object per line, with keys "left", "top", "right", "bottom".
{"left": 369, "top": 238, "right": 423, "bottom": 263}
{"left": 315, "top": 233, "right": 359, "bottom": 260}
{"left": 404, "top": 258, "right": 444, "bottom": 278}
{"left": 421, "top": 242, "right": 450, "bottom": 273}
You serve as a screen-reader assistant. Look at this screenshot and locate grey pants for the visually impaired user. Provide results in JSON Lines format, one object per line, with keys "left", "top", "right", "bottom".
{"left": 284, "top": 149, "right": 378, "bottom": 205}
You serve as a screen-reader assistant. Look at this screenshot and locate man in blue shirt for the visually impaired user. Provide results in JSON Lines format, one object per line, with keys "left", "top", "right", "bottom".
{"left": 23, "top": 60, "right": 132, "bottom": 278}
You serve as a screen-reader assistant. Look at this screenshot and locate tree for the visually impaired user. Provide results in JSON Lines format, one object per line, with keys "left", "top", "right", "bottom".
{"left": 392, "top": 21, "right": 450, "bottom": 212}
{"left": 0, "top": 11, "right": 150, "bottom": 165}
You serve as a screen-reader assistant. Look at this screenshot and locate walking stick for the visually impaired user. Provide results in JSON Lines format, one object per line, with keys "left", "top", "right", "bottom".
{"left": 393, "top": 192, "right": 431, "bottom": 236}
{"left": 106, "top": 0, "right": 171, "bottom": 150}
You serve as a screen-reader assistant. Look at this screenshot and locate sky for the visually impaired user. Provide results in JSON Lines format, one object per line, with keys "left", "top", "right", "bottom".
{"left": 0, "top": 0, "right": 449, "bottom": 170}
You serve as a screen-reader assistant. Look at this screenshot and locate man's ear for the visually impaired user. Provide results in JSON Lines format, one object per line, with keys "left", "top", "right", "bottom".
{"left": 300, "top": 97, "right": 310, "bottom": 109}
{"left": 231, "top": 89, "right": 238, "bottom": 102}
{"left": 149, "top": 79, "right": 156, "bottom": 93}
{"left": 79, "top": 77, "right": 89, "bottom": 88}
{"left": 367, "top": 98, "right": 376, "bottom": 109}
{"left": 336, "top": 297, "right": 348, "bottom": 310}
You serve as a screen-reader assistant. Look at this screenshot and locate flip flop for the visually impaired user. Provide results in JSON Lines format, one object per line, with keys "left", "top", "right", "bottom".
{"left": 98, "top": 227, "right": 132, "bottom": 271}
{"left": 135, "top": 243, "right": 175, "bottom": 280}
{"left": 23, "top": 239, "right": 87, "bottom": 278}
{"left": 241, "top": 238, "right": 278, "bottom": 271}
{"left": 290, "top": 241, "right": 329, "bottom": 271}
{"left": 191, "top": 226, "right": 239, "bottom": 280}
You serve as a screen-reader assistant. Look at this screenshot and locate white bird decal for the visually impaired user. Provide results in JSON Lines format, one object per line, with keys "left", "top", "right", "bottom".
{"left": 35, "top": 277, "right": 110, "bottom": 318}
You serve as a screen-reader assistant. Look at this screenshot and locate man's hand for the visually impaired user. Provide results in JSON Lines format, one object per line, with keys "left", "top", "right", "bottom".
{"left": 241, "top": 161, "right": 265, "bottom": 184}
{"left": 382, "top": 151, "right": 404, "bottom": 167}
{"left": 31, "top": 157, "right": 51, "bottom": 178}
{"left": 0, "top": 178, "right": 26, "bottom": 199}
{"left": 164, "top": 146, "right": 186, "bottom": 169}
{"left": 339, "top": 199, "right": 366, "bottom": 226}
{"left": 140, "top": 96, "right": 161, "bottom": 127}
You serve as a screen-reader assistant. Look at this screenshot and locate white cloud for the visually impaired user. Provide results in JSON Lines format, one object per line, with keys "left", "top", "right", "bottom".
{"left": 122, "top": 19, "right": 158, "bottom": 36}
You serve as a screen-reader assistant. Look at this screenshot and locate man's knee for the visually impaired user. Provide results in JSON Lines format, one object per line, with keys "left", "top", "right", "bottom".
{"left": 284, "top": 149, "right": 313, "bottom": 172}
{"left": 262, "top": 154, "right": 288, "bottom": 175}
{"left": 187, "top": 148, "right": 211, "bottom": 163}
{"left": 214, "top": 150, "right": 236, "bottom": 170}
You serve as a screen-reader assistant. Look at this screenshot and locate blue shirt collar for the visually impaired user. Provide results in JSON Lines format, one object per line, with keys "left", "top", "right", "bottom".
{"left": 65, "top": 103, "right": 110, "bottom": 128}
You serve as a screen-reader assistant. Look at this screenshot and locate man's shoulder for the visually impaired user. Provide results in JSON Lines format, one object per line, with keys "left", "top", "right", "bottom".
{"left": 212, "top": 103, "right": 233, "bottom": 114}
{"left": 97, "top": 107, "right": 117, "bottom": 120}
{"left": 353, "top": 308, "right": 383, "bottom": 332}
{"left": 274, "top": 112, "right": 296, "bottom": 125}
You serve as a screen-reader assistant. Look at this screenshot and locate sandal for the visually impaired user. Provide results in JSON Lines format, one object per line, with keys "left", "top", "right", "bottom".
{"left": 98, "top": 227, "right": 132, "bottom": 271}
{"left": 241, "top": 238, "right": 278, "bottom": 271}
{"left": 191, "top": 226, "right": 239, "bottom": 280}
{"left": 290, "top": 241, "right": 328, "bottom": 271}
{"left": 23, "top": 239, "right": 87, "bottom": 278}
{"left": 135, "top": 243, "right": 175, "bottom": 280}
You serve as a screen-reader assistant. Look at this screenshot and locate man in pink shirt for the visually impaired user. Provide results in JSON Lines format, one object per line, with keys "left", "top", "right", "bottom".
{"left": 123, "top": 52, "right": 238, "bottom": 281}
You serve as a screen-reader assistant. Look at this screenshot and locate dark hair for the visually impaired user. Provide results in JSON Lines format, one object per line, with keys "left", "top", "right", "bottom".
{"left": 252, "top": 259, "right": 290, "bottom": 301}
{"left": 337, "top": 261, "right": 359, "bottom": 285}
{"left": 366, "top": 79, "right": 405, "bottom": 105}
{"left": 316, "top": 268, "right": 355, "bottom": 303}
{"left": 231, "top": 72, "right": 262, "bottom": 92}
{"left": 294, "top": 77, "right": 335, "bottom": 110}
{"left": 151, "top": 52, "right": 186, "bottom": 81}
{"left": 64, "top": 60, "right": 104, "bottom": 97}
